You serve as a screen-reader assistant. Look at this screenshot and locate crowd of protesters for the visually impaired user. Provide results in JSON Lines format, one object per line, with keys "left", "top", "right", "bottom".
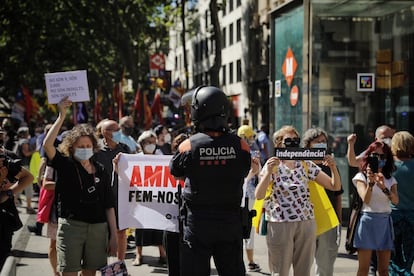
{"left": 1, "top": 90, "right": 414, "bottom": 276}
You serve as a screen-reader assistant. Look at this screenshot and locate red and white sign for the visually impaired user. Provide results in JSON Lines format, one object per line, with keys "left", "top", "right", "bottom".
{"left": 290, "top": 85, "right": 299, "bottom": 106}
{"left": 282, "top": 47, "right": 297, "bottom": 87}
{"left": 150, "top": 53, "right": 165, "bottom": 77}
{"left": 118, "top": 154, "right": 182, "bottom": 232}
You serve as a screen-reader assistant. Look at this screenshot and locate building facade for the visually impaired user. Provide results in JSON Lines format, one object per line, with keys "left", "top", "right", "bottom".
{"left": 167, "top": 0, "right": 271, "bottom": 128}
{"left": 270, "top": 0, "right": 414, "bottom": 209}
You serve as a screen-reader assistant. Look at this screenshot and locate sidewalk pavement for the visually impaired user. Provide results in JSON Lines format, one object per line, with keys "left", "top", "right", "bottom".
{"left": 9, "top": 201, "right": 358, "bottom": 276}
{"left": 11, "top": 197, "right": 361, "bottom": 276}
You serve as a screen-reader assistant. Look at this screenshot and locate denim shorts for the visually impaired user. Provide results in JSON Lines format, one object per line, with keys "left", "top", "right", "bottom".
{"left": 56, "top": 218, "right": 108, "bottom": 272}
{"left": 354, "top": 212, "right": 394, "bottom": 250}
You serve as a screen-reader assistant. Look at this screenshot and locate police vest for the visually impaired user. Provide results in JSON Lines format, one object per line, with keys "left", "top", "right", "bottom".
{"left": 183, "top": 132, "right": 251, "bottom": 210}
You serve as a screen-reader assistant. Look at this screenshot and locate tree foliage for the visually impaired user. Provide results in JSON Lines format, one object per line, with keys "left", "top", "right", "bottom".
{"left": 0, "top": 0, "right": 172, "bottom": 97}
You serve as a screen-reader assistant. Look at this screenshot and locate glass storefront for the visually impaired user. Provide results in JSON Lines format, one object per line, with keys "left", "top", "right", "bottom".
{"left": 311, "top": 0, "right": 414, "bottom": 208}
{"left": 272, "top": 0, "right": 414, "bottom": 211}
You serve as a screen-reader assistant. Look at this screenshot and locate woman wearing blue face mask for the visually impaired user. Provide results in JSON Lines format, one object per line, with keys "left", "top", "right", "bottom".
{"left": 43, "top": 97, "right": 118, "bottom": 276}
{"left": 352, "top": 141, "right": 398, "bottom": 276}
{"left": 302, "top": 128, "right": 343, "bottom": 276}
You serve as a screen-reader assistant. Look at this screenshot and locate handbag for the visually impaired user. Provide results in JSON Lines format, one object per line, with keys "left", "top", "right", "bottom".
{"left": 37, "top": 187, "right": 55, "bottom": 223}
{"left": 0, "top": 197, "right": 23, "bottom": 232}
{"left": 345, "top": 183, "right": 363, "bottom": 254}
{"left": 258, "top": 209, "right": 267, "bottom": 235}
{"left": 100, "top": 259, "right": 128, "bottom": 276}
{"left": 302, "top": 161, "right": 340, "bottom": 236}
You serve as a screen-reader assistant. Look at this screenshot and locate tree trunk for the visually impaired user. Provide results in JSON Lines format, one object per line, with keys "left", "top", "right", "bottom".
{"left": 208, "top": 0, "right": 222, "bottom": 87}
{"left": 181, "top": 0, "right": 189, "bottom": 89}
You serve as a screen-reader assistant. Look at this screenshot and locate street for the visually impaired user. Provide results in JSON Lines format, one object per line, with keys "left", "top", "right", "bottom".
{"left": 6, "top": 195, "right": 362, "bottom": 276}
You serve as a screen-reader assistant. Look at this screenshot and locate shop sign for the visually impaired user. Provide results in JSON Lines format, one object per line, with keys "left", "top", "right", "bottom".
{"left": 290, "top": 85, "right": 299, "bottom": 106}
{"left": 282, "top": 47, "right": 297, "bottom": 87}
{"left": 150, "top": 53, "right": 165, "bottom": 77}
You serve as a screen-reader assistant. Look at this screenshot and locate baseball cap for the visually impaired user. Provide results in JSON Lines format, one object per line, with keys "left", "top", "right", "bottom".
{"left": 237, "top": 125, "right": 256, "bottom": 139}
{"left": 17, "top": 126, "right": 29, "bottom": 134}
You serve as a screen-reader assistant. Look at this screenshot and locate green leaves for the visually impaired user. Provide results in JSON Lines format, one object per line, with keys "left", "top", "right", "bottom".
{"left": 0, "top": 0, "right": 173, "bottom": 95}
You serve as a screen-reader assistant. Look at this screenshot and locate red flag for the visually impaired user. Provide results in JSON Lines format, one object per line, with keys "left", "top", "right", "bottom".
{"left": 94, "top": 88, "right": 101, "bottom": 123}
{"left": 118, "top": 82, "right": 123, "bottom": 119}
{"left": 143, "top": 92, "right": 152, "bottom": 130}
{"left": 112, "top": 83, "right": 119, "bottom": 120}
{"left": 133, "top": 88, "right": 141, "bottom": 123}
{"left": 72, "top": 103, "right": 77, "bottom": 125}
{"left": 151, "top": 91, "right": 164, "bottom": 124}
{"left": 22, "top": 86, "right": 33, "bottom": 122}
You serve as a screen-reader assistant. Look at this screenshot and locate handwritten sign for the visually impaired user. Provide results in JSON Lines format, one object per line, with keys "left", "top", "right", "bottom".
{"left": 45, "top": 70, "right": 90, "bottom": 104}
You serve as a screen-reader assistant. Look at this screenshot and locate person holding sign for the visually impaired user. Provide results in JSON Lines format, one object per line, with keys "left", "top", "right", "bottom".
{"left": 42, "top": 97, "right": 118, "bottom": 276}
{"left": 255, "top": 125, "right": 341, "bottom": 276}
{"left": 170, "top": 86, "right": 251, "bottom": 276}
{"left": 95, "top": 119, "right": 130, "bottom": 261}
{"left": 302, "top": 127, "right": 343, "bottom": 276}
{"left": 132, "top": 130, "right": 166, "bottom": 266}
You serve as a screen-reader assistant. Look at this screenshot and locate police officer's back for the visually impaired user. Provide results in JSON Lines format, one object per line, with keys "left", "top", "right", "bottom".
{"left": 170, "top": 86, "right": 251, "bottom": 276}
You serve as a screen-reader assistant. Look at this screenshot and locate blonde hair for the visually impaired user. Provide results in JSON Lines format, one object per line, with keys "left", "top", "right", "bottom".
{"left": 272, "top": 125, "right": 300, "bottom": 147}
{"left": 58, "top": 124, "right": 99, "bottom": 157}
{"left": 391, "top": 131, "right": 414, "bottom": 158}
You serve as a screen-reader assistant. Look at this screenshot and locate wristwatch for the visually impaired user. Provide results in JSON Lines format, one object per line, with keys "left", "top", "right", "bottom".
{"left": 4, "top": 189, "right": 13, "bottom": 198}
{"left": 382, "top": 187, "right": 391, "bottom": 196}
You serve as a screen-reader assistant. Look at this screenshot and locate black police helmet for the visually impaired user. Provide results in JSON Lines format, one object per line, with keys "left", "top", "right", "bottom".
{"left": 191, "top": 86, "right": 229, "bottom": 132}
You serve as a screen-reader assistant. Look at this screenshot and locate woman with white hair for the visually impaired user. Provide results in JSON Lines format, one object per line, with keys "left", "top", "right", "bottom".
{"left": 132, "top": 130, "right": 166, "bottom": 266}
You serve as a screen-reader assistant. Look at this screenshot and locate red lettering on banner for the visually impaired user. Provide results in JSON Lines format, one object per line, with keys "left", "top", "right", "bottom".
{"left": 130, "top": 166, "right": 143, "bottom": 187}
{"left": 145, "top": 166, "right": 163, "bottom": 187}
{"left": 130, "top": 165, "right": 184, "bottom": 188}
{"left": 163, "top": 166, "right": 184, "bottom": 188}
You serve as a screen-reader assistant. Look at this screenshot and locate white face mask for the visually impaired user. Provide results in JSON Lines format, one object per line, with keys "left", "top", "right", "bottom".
{"left": 144, "top": 144, "right": 156, "bottom": 154}
{"left": 381, "top": 137, "right": 391, "bottom": 146}
{"left": 312, "top": 142, "right": 327, "bottom": 149}
{"left": 73, "top": 148, "right": 94, "bottom": 161}
{"left": 164, "top": 133, "right": 171, "bottom": 143}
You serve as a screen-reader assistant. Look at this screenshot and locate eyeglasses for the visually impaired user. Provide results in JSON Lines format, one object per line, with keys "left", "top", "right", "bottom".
{"left": 104, "top": 128, "right": 120, "bottom": 132}
{"left": 283, "top": 137, "right": 300, "bottom": 147}
{"left": 370, "top": 153, "right": 386, "bottom": 160}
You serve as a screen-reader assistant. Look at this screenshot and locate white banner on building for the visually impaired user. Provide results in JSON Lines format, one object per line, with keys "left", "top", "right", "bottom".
{"left": 117, "top": 154, "right": 182, "bottom": 232}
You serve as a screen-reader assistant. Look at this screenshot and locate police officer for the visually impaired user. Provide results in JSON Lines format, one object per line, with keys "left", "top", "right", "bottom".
{"left": 170, "top": 86, "right": 251, "bottom": 276}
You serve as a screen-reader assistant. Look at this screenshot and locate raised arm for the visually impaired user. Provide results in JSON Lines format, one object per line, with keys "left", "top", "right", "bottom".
{"left": 43, "top": 97, "right": 72, "bottom": 161}
{"left": 314, "top": 155, "right": 342, "bottom": 191}
{"left": 347, "top": 133, "right": 361, "bottom": 167}
{"left": 255, "top": 157, "right": 279, "bottom": 200}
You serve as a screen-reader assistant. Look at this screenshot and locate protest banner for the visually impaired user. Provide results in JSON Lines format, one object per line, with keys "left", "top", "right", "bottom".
{"left": 274, "top": 148, "right": 326, "bottom": 160}
{"left": 117, "top": 154, "right": 183, "bottom": 232}
{"left": 45, "top": 70, "right": 90, "bottom": 104}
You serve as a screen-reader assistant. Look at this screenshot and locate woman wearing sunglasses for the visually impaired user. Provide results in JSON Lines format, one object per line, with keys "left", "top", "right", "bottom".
{"left": 255, "top": 125, "right": 341, "bottom": 276}
{"left": 352, "top": 141, "right": 398, "bottom": 276}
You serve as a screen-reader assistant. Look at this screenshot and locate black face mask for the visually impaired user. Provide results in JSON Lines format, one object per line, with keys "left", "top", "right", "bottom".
{"left": 283, "top": 137, "right": 300, "bottom": 148}
{"left": 123, "top": 127, "right": 133, "bottom": 136}
{"left": 0, "top": 139, "right": 3, "bottom": 146}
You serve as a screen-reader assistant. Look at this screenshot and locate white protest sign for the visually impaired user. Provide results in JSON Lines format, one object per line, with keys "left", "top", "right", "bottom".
{"left": 117, "top": 154, "right": 183, "bottom": 232}
{"left": 45, "top": 70, "right": 90, "bottom": 104}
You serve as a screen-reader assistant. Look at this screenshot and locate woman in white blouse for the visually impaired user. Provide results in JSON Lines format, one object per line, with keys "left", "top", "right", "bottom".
{"left": 255, "top": 125, "right": 341, "bottom": 276}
